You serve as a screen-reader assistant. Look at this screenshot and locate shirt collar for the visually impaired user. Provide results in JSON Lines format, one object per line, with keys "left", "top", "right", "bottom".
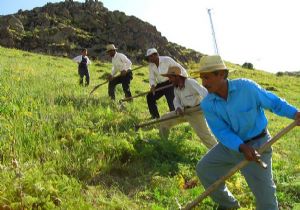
{"left": 207, "top": 79, "right": 237, "bottom": 101}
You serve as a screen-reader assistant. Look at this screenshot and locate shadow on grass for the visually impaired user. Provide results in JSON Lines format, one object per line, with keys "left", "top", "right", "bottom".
{"left": 136, "top": 72, "right": 145, "bottom": 76}
{"left": 54, "top": 95, "right": 104, "bottom": 109}
{"left": 88, "top": 137, "right": 204, "bottom": 195}
{"left": 54, "top": 94, "right": 142, "bottom": 132}
{"left": 95, "top": 70, "right": 110, "bottom": 80}
{"left": 95, "top": 63, "right": 106, "bottom": 67}
{"left": 54, "top": 95, "right": 124, "bottom": 110}
{"left": 98, "top": 112, "right": 141, "bottom": 133}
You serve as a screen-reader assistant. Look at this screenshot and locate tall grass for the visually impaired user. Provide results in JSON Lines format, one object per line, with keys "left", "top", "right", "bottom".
{"left": 0, "top": 46, "right": 299, "bottom": 209}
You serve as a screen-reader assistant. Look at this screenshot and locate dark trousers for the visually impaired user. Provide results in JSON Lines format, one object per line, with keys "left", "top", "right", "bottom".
{"left": 146, "top": 80, "right": 175, "bottom": 119}
{"left": 108, "top": 70, "right": 133, "bottom": 100}
{"left": 78, "top": 68, "right": 90, "bottom": 86}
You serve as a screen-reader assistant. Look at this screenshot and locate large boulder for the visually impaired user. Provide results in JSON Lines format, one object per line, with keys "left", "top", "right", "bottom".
{"left": 0, "top": 26, "right": 15, "bottom": 47}
{"left": 7, "top": 15, "right": 24, "bottom": 33}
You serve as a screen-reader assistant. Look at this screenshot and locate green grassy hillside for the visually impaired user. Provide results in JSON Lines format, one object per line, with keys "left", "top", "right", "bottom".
{"left": 0, "top": 46, "right": 299, "bottom": 210}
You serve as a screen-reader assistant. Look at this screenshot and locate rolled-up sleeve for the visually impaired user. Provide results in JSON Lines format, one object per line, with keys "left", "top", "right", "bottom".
{"left": 149, "top": 64, "right": 156, "bottom": 87}
{"left": 251, "top": 81, "right": 298, "bottom": 119}
{"left": 72, "top": 55, "right": 81, "bottom": 63}
{"left": 173, "top": 91, "right": 183, "bottom": 110}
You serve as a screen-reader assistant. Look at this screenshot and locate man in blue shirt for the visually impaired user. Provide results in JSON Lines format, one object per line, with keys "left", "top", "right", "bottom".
{"left": 194, "top": 55, "right": 300, "bottom": 210}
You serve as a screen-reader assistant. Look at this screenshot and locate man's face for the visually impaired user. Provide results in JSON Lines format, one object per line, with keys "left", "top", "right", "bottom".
{"left": 199, "top": 71, "right": 223, "bottom": 93}
{"left": 168, "top": 75, "right": 178, "bottom": 85}
{"left": 168, "top": 75, "right": 184, "bottom": 88}
{"left": 147, "top": 53, "right": 158, "bottom": 63}
{"left": 82, "top": 50, "right": 87, "bottom": 56}
{"left": 107, "top": 50, "right": 116, "bottom": 57}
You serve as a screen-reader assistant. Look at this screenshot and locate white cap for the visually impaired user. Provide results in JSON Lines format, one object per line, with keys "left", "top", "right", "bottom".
{"left": 106, "top": 44, "right": 117, "bottom": 52}
{"left": 146, "top": 48, "right": 158, "bottom": 57}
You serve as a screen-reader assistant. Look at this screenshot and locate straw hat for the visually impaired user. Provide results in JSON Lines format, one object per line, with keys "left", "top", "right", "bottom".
{"left": 192, "top": 55, "right": 228, "bottom": 74}
{"left": 106, "top": 44, "right": 117, "bottom": 52}
{"left": 161, "top": 66, "right": 187, "bottom": 78}
{"left": 145, "top": 48, "right": 158, "bottom": 57}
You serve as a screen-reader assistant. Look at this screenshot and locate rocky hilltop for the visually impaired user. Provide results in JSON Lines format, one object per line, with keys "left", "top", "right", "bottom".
{"left": 0, "top": 0, "right": 203, "bottom": 64}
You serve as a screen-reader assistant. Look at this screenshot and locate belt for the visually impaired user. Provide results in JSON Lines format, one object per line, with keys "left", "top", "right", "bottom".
{"left": 244, "top": 128, "right": 267, "bottom": 144}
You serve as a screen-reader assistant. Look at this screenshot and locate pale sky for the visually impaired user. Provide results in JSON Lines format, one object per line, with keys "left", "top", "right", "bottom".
{"left": 1, "top": 0, "right": 300, "bottom": 73}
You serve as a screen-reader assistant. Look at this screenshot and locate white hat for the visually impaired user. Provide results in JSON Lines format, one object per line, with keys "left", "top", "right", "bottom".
{"left": 106, "top": 44, "right": 117, "bottom": 52}
{"left": 161, "top": 66, "right": 187, "bottom": 78}
{"left": 191, "top": 55, "right": 228, "bottom": 75}
{"left": 146, "top": 48, "right": 158, "bottom": 57}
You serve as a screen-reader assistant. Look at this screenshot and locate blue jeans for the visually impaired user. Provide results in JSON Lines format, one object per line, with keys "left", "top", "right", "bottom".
{"left": 196, "top": 131, "right": 278, "bottom": 210}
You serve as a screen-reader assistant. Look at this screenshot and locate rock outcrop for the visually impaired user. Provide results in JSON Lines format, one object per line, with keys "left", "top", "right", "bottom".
{"left": 0, "top": 0, "right": 203, "bottom": 64}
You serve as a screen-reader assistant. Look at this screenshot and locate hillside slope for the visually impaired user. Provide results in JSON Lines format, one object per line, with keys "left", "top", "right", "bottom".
{"left": 0, "top": 46, "right": 299, "bottom": 209}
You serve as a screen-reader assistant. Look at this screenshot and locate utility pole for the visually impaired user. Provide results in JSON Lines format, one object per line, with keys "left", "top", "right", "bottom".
{"left": 207, "top": 8, "right": 219, "bottom": 55}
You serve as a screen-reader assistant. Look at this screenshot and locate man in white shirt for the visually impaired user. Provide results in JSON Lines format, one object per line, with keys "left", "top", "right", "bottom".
{"left": 73, "top": 48, "right": 91, "bottom": 86}
{"left": 106, "top": 44, "right": 133, "bottom": 100}
{"left": 146, "top": 48, "right": 188, "bottom": 119}
{"left": 159, "top": 66, "right": 217, "bottom": 149}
